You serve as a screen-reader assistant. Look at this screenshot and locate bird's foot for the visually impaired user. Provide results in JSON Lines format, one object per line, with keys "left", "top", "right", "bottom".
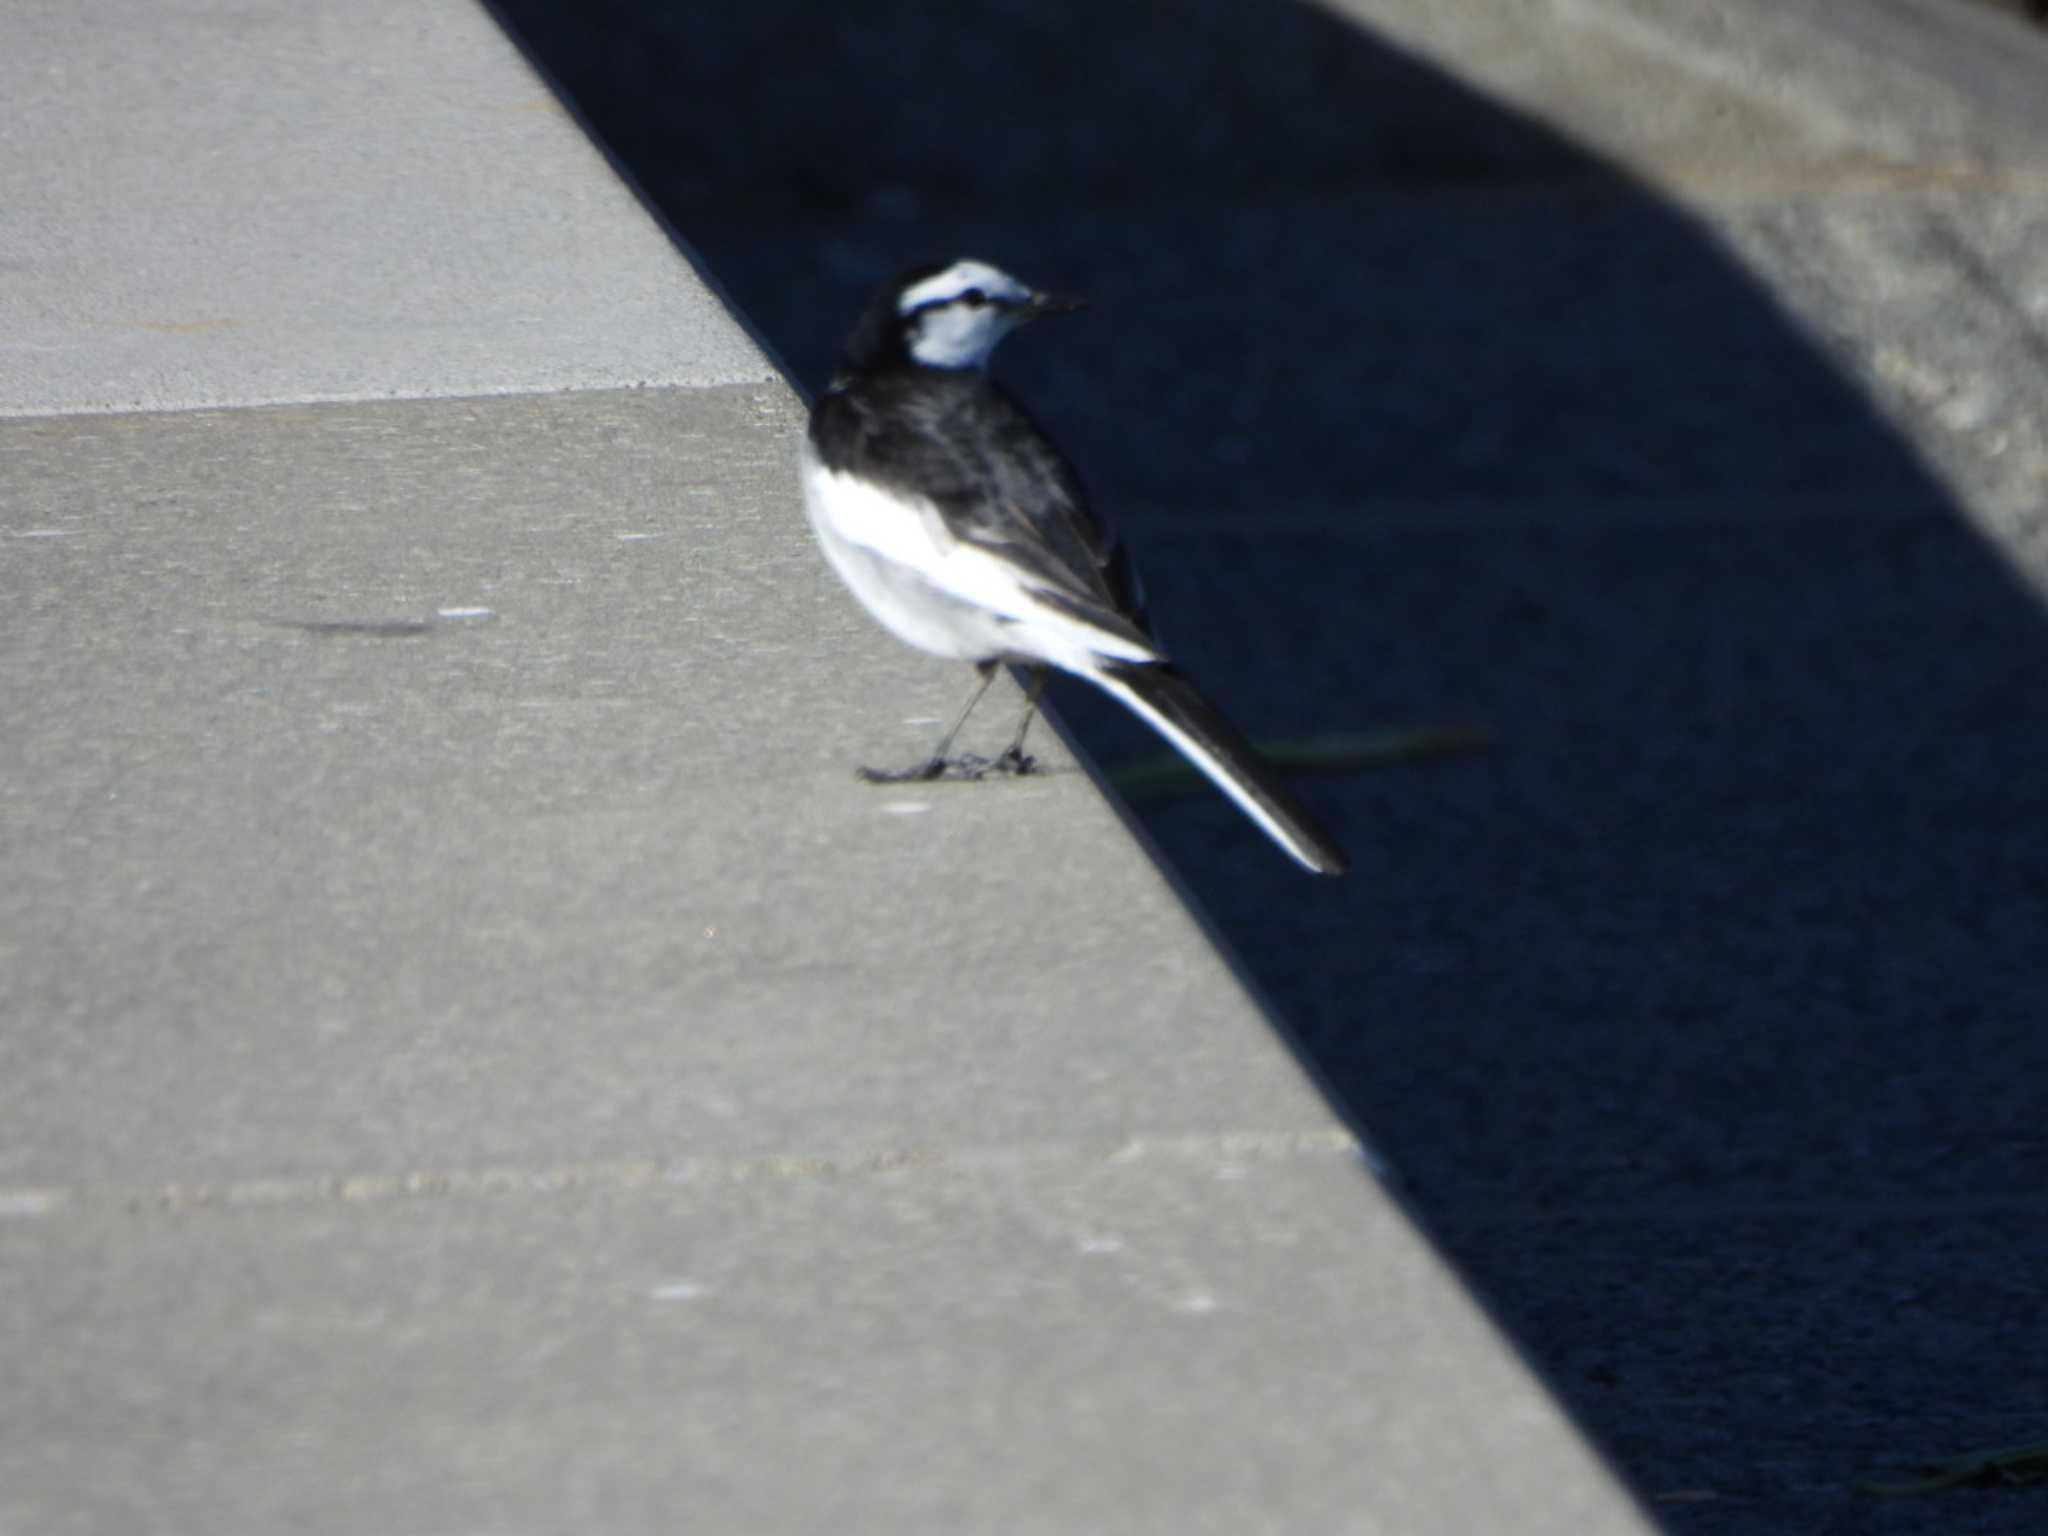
{"left": 989, "top": 747, "right": 1039, "bottom": 777}
{"left": 857, "top": 754, "right": 998, "bottom": 784}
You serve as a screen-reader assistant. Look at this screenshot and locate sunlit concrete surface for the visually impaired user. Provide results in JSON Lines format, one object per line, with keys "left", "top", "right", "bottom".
{"left": 0, "top": 0, "right": 769, "bottom": 416}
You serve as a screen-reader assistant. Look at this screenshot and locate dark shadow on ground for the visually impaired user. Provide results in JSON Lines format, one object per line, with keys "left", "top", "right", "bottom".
{"left": 486, "top": 2, "right": 2048, "bottom": 1529}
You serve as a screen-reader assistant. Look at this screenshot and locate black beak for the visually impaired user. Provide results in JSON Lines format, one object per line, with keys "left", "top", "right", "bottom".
{"left": 1026, "top": 290, "right": 1088, "bottom": 317}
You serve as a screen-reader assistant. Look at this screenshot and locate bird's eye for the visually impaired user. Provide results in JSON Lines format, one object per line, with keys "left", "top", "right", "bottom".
{"left": 962, "top": 288, "right": 988, "bottom": 308}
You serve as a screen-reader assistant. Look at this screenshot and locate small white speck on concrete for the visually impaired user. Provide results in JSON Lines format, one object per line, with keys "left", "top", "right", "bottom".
{"left": 1076, "top": 1234, "right": 1124, "bottom": 1254}
{"left": 691, "top": 1091, "right": 740, "bottom": 1120}
{"left": 436, "top": 606, "right": 495, "bottom": 620}
{"left": 649, "top": 1280, "right": 708, "bottom": 1302}
{"left": 0, "top": 1188, "right": 66, "bottom": 1219}
{"left": 615, "top": 532, "right": 659, "bottom": 541}
{"left": 1936, "top": 387, "right": 1995, "bottom": 434}
{"left": 1173, "top": 1290, "right": 1221, "bottom": 1315}
{"left": 881, "top": 801, "right": 931, "bottom": 816}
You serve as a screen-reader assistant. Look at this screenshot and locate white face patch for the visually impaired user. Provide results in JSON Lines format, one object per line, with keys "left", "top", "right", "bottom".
{"left": 906, "top": 304, "right": 1021, "bottom": 369}
{"left": 899, "top": 259, "right": 1035, "bottom": 370}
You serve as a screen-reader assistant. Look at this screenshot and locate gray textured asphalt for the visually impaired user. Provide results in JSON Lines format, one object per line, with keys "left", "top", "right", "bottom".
{"left": 483, "top": 0, "right": 2048, "bottom": 1530}
{"left": 2, "top": 1, "right": 1656, "bottom": 1532}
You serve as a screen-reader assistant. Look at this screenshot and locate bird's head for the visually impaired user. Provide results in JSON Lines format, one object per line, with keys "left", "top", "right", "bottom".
{"left": 844, "top": 259, "right": 1087, "bottom": 374}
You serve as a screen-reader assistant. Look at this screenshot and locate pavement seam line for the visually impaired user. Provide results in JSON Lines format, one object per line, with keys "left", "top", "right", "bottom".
{"left": 0, "top": 375, "right": 791, "bottom": 426}
{"left": 0, "top": 1128, "right": 1366, "bottom": 1223}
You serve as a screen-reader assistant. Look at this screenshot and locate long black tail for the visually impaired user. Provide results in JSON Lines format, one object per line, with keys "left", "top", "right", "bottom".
{"left": 1090, "top": 663, "right": 1349, "bottom": 876}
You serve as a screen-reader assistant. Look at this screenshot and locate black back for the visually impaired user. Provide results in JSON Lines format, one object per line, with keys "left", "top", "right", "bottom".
{"left": 811, "top": 353, "right": 1150, "bottom": 649}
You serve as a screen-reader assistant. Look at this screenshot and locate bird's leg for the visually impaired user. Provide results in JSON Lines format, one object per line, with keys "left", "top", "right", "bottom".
{"left": 992, "top": 666, "right": 1049, "bottom": 775}
{"left": 856, "top": 662, "right": 999, "bottom": 783}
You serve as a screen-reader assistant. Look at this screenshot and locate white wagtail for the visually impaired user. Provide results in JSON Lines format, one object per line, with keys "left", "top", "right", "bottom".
{"left": 800, "top": 258, "right": 1348, "bottom": 876}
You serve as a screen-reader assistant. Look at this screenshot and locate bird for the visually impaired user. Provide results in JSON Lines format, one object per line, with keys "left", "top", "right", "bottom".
{"left": 799, "top": 257, "right": 1348, "bottom": 876}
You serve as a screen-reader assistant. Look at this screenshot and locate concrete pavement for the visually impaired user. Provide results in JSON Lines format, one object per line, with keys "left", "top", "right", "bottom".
{"left": 3, "top": 1, "right": 1654, "bottom": 1532}
{"left": 0, "top": 0, "right": 768, "bottom": 415}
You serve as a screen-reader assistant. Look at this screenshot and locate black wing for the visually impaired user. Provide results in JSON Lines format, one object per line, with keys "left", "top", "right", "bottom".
{"left": 812, "top": 371, "right": 1153, "bottom": 651}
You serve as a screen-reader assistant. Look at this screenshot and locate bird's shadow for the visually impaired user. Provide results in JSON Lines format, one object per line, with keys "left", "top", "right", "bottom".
{"left": 487, "top": 1, "right": 2048, "bottom": 1528}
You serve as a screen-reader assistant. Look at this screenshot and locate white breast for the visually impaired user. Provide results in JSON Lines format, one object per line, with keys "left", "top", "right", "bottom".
{"left": 799, "top": 438, "right": 1159, "bottom": 671}
{"left": 800, "top": 441, "right": 1006, "bottom": 661}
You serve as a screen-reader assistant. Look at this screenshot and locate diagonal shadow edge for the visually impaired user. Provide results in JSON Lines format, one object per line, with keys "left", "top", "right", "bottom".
{"left": 480, "top": 1, "right": 2048, "bottom": 1529}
